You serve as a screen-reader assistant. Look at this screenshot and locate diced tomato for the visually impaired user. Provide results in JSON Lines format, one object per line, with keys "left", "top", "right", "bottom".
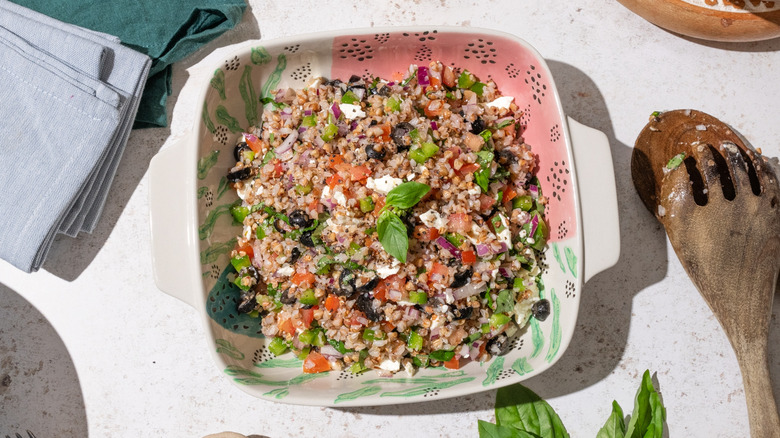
{"left": 448, "top": 213, "right": 472, "bottom": 233}
{"left": 479, "top": 194, "right": 496, "bottom": 212}
{"left": 373, "top": 284, "right": 387, "bottom": 302}
{"left": 235, "top": 242, "right": 254, "bottom": 260}
{"left": 428, "top": 262, "right": 449, "bottom": 286}
{"left": 424, "top": 99, "right": 444, "bottom": 117}
{"left": 502, "top": 186, "right": 517, "bottom": 204}
{"left": 245, "top": 135, "right": 264, "bottom": 153}
{"left": 308, "top": 198, "right": 320, "bottom": 213}
{"left": 327, "top": 154, "right": 345, "bottom": 169}
{"left": 303, "top": 351, "right": 331, "bottom": 374}
{"left": 349, "top": 311, "right": 368, "bottom": 327}
{"left": 373, "top": 197, "right": 386, "bottom": 217}
{"left": 278, "top": 318, "right": 295, "bottom": 337}
{"left": 349, "top": 165, "right": 372, "bottom": 182}
{"left": 324, "top": 294, "right": 340, "bottom": 312}
{"left": 443, "top": 356, "right": 460, "bottom": 370}
{"left": 326, "top": 173, "right": 346, "bottom": 189}
{"left": 381, "top": 321, "right": 396, "bottom": 333}
{"left": 413, "top": 225, "right": 440, "bottom": 242}
{"left": 291, "top": 272, "right": 316, "bottom": 287}
{"left": 300, "top": 307, "right": 315, "bottom": 328}
{"left": 272, "top": 159, "right": 284, "bottom": 178}
{"left": 502, "top": 122, "right": 516, "bottom": 137}
{"left": 379, "top": 124, "right": 392, "bottom": 143}
{"left": 458, "top": 163, "right": 480, "bottom": 175}
{"left": 462, "top": 250, "right": 476, "bottom": 264}
{"left": 428, "top": 74, "right": 441, "bottom": 90}
{"left": 442, "top": 66, "right": 456, "bottom": 88}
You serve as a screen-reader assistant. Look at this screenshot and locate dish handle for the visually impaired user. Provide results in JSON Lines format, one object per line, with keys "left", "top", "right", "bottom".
{"left": 148, "top": 133, "right": 201, "bottom": 308}
{"left": 568, "top": 117, "right": 621, "bottom": 283}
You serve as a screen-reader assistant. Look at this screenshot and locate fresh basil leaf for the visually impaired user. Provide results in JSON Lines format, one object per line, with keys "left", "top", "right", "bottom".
{"left": 495, "top": 289, "right": 515, "bottom": 313}
{"left": 596, "top": 401, "right": 626, "bottom": 438}
{"left": 261, "top": 150, "right": 276, "bottom": 166}
{"left": 385, "top": 181, "right": 431, "bottom": 209}
{"left": 495, "top": 383, "right": 570, "bottom": 438}
{"left": 476, "top": 167, "right": 490, "bottom": 192}
{"left": 377, "top": 211, "right": 408, "bottom": 263}
{"left": 478, "top": 420, "right": 541, "bottom": 438}
{"left": 624, "top": 370, "right": 665, "bottom": 438}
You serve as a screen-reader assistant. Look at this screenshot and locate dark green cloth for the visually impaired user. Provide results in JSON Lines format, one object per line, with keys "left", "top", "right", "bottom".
{"left": 10, "top": 0, "right": 246, "bottom": 127}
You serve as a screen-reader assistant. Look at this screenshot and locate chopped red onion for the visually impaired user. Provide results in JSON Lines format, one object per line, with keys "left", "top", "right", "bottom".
{"left": 430, "top": 121, "right": 438, "bottom": 130}
{"left": 298, "top": 126, "right": 307, "bottom": 134}
{"left": 469, "top": 340, "right": 483, "bottom": 359}
{"left": 453, "top": 282, "right": 486, "bottom": 300}
{"left": 337, "top": 122, "right": 349, "bottom": 136}
{"left": 292, "top": 336, "right": 305, "bottom": 350}
{"left": 405, "top": 306, "right": 421, "bottom": 320}
{"left": 430, "top": 327, "right": 440, "bottom": 340}
{"left": 242, "top": 132, "right": 258, "bottom": 143}
{"left": 387, "top": 290, "right": 403, "bottom": 301}
{"left": 388, "top": 81, "right": 395, "bottom": 86}
{"left": 498, "top": 267, "right": 512, "bottom": 278}
{"left": 435, "top": 236, "right": 461, "bottom": 258}
{"left": 476, "top": 243, "right": 492, "bottom": 257}
{"left": 529, "top": 214, "right": 539, "bottom": 237}
{"left": 319, "top": 344, "right": 344, "bottom": 359}
{"left": 331, "top": 102, "right": 341, "bottom": 119}
{"left": 352, "top": 87, "right": 365, "bottom": 101}
{"left": 275, "top": 130, "right": 298, "bottom": 156}
{"left": 529, "top": 184, "right": 539, "bottom": 199}
{"left": 458, "top": 344, "right": 470, "bottom": 358}
{"left": 417, "top": 66, "right": 430, "bottom": 86}
{"left": 350, "top": 121, "right": 358, "bottom": 131}
{"left": 274, "top": 89, "right": 285, "bottom": 102}
{"left": 304, "top": 109, "right": 312, "bottom": 116}
{"left": 493, "top": 242, "right": 509, "bottom": 254}
{"left": 314, "top": 136, "right": 325, "bottom": 147}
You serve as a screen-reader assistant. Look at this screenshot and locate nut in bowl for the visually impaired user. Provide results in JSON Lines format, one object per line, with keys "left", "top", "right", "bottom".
{"left": 149, "top": 27, "right": 620, "bottom": 406}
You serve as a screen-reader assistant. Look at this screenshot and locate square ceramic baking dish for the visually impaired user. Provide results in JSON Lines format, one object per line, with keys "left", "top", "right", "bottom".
{"left": 149, "top": 26, "right": 619, "bottom": 406}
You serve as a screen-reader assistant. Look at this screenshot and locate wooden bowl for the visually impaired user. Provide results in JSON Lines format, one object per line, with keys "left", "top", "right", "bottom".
{"left": 617, "top": 0, "right": 780, "bottom": 42}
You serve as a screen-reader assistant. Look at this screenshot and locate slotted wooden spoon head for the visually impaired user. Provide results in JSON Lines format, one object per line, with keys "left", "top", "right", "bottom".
{"left": 631, "top": 109, "right": 780, "bottom": 437}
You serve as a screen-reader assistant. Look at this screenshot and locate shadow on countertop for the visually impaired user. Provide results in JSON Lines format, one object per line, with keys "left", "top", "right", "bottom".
{"left": 40, "top": 7, "right": 262, "bottom": 282}
{"left": 0, "top": 283, "right": 87, "bottom": 437}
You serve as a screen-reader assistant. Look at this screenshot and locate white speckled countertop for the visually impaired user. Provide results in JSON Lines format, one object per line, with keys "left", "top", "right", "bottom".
{"left": 1, "top": 1, "right": 779, "bottom": 436}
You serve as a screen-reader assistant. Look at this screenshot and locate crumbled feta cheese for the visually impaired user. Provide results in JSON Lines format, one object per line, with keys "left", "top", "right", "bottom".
{"left": 379, "top": 359, "right": 400, "bottom": 372}
{"left": 321, "top": 186, "right": 331, "bottom": 199}
{"left": 243, "top": 226, "right": 252, "bottom": 240}
{"left": 366, "top": 175, "right": 403, "bottom": 194}
{"left": 376, "top": 260, "right": 401, "bottom": 278}
{"left": 467, "top": 186, "right": 481, "bottom": 197}
{"left": 339, "top": 103, "right": 366, "bottom": 119}
{"left": 277, "top": 265, "right": 294, "bottom": 276}
{"left": 486, "top": 96, "right": 514, "bottom": 109}
{"left": 497, "top": 214, "right": 512, "bottom": 246}
{"left": 430, "top": 314, "right": 445, "bottom": 330}
{"left": 419, "top": 209, "right": 448, "bottom": 230}
{"left": 404, "top": 361, "right": 416, "bottom": 376}
{"left": 236, "top": 180, "right": 253, "bottom": 200}
{"left": 333, "top": 190, "right": 347, "bottom": 206}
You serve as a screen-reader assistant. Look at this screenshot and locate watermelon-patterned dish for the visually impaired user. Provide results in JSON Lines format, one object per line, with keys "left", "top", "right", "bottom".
{"left": 149, "top": 27, "right": 620, "bottom": 406}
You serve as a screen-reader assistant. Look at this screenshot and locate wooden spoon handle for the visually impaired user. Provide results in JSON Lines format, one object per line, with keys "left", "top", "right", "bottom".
{"left": 735, "top": 347, "right": 780, "bottom": 437}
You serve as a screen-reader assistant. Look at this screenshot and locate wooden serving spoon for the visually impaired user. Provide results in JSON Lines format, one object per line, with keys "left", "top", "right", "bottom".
{"left": 631, "top": 109, "right": 780, "bottom": 437}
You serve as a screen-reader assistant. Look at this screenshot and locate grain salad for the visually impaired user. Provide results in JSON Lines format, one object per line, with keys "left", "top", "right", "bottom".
{"left": 226, "top": 61, "right": 550, "bottom": 376}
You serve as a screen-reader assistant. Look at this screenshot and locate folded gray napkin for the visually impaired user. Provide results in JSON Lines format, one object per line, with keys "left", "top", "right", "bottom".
{"left": 0, "top": 0, "right": 151, "bottom": 272}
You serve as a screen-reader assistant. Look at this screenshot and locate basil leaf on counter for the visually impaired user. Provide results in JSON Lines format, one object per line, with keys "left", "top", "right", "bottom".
{"left": 377, "top": 210, "right": 408, "bottom": 263}
{"left": 624, "top": 371, "right": 665, "bottom": 438}
{"left": 495, "top": 383, "right": 570, "bottom": 438}
{"left": 596, "top": 401, "right": 626, "bottom": 438}
{"left": 478, "top": 420, "right": 541, "bottom": 438}
{"left": 385, "top": 181, "right": 431, "bottom": 209}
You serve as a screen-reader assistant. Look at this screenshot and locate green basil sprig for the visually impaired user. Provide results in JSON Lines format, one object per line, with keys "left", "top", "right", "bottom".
{"left": 377, "top": 181, "right": 430, "bottom": 263}
{"left": 479, "top": 370, "right": 666, "bottom": 438}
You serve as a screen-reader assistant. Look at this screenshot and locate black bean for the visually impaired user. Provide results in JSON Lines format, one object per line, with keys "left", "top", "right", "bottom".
{"left": 451, "top": 307, "right": 473, "bottom": 321}
{"left": 237, "top": 291, "right": 257, "bottom": 314}
{"left": 356, "top": 276, "right": 380, "bottom": 293}
{"left": 391, "top": 122, "right": 415, "bottom": 152}
{"left": 532, "top": 299, "right": 551, "bottom": 321}
{"left": 227, "top": 167, "right": 252, "bottom": 182}
{"left": 486, "top": 333, "right": 513, "bottom": 356}
{"left": 233, "top": 142, "right": 251, "bottom": 161}
{"left": 279, "top": 289, "right": 297, "bottom": 305}
{"left": 300, "top": 230, "right": 315, "bottom": 248}
{"left": 497, "top": 149, "right": 517, "bottom": 166}
{"left": 470, "top": 117, "right": 486, "bottom": 135}
{"left": 289, "top": 247, "right": 302, "bottom": 264}
{"left": 289, "top": 209, "right": 313, "bottom": 229}
{"left": 450, "top": 267, "right": 473, "bottom": 289}
{"left": 355, "top": 292, "right": 381, "bottom": 321}
{"left": 365, "top": 143, "right": 386, "bottom": 160}
{"left": 337, "top": 268, "right": 357, "bottom": 297}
